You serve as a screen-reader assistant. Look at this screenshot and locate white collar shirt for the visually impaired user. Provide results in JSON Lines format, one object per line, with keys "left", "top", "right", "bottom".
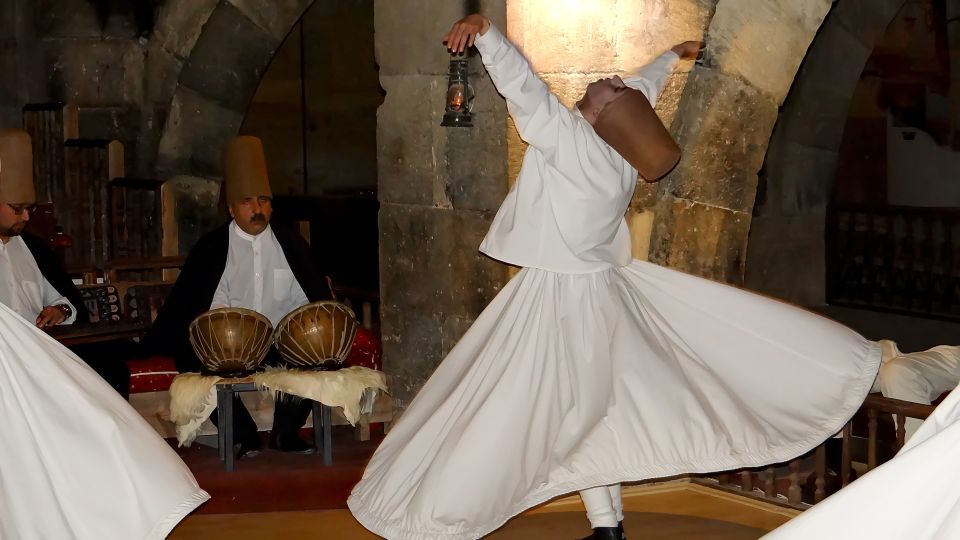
{"left": 211, "top": 221, "right": 309, "bottom": 327}
{"left": 0, "top": 236, "right": 77, "bottom": 325}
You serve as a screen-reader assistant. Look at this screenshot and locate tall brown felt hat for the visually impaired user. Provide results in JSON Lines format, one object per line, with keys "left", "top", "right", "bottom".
{"left": 223, "top": 136, "right": 271, "bottom": 205}
{"left": 594, "top": 89, "right": 680, "bottom": 182}
{"left": 0, "top": 129, "right": 36, "bottom": 204}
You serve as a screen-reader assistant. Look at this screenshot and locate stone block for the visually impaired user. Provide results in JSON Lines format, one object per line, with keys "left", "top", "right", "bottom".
{"left": 44, "top": 40, "right": 146, "bottom": 105}
{"left": 744, "top": 213, "right": 827, "bottom": 306}
{"left": 379, "top": 202, "right": 505, "bottom": 318}
{"left": 179, "top": 3, "right": 280, "bottom": 112}
{"left": 380, "top": 311, "right": 444, "bottom": 408}
{"left": 227, "top": 0, "right": 313, "bottom": 42}
{"left": 664, "top": 68, "right": 778, "bottom": 213}
{"left": 375, "top": 0, "right": 483, "bottom": 77}
{"left": 145, "top": 41, "right": 183, "bottom": 104}
{"left": 507, "top": 0, "right": 711, "bottom": 75}
{"left": 774, "top": 22, "right": 872, "bottom": 152}
{"left": 705, "top": 0, "right": 833, "bottom": 102}
{"left": 443, "top": 66, "right": 509, "bottom": 213}
{"left": 156, "top": 86, "right": 245, "bottom": 178}
{"left": 153, "top": 0, "right": 219, "bottom": 59}
{"left": 163, "top": 175, "right": 222, "bottom": 253}
{"left": 761, "top": 141, "right": 839, "bottom": 215}
{"left": 833, "top": 0, "right": 906, "bottom": 48}
{"left": 377, "top": 73, "right": 449, "bottom": 207}
{"left": 649, "top": 196, "right": 752, "bottom": 284}
{"left": 379, "top": 202, "right": 508, "bottom": 405}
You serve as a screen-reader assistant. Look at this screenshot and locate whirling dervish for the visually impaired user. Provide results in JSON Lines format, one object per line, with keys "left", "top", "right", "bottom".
{"left": 349, "top": 13, "right": 880, "bottom": 540}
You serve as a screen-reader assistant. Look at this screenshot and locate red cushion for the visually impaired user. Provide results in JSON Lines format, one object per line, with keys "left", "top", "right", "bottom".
{"left": 126, "top": 356, "right": 179, "bottom": 393}
{"left": 345, "top": 327, "right": 382, "bottom": 370}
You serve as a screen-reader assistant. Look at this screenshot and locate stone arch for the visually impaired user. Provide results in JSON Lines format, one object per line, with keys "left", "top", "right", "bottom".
{"left": 146, "top": 0, "right": 316, "bottom": 179}
{"left": 642, "top": 0, "right": 900, "bottom": 287}
{"left": 743, "top": 0, "right": 907, "bottom": 305}
{"left": 643, "top": 0, "right": 836, "bottom": 283}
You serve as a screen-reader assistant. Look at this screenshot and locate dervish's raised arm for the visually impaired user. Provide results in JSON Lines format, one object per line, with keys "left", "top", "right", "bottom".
{"left": 443, "top": 14, "right": 572, "bottom": 152}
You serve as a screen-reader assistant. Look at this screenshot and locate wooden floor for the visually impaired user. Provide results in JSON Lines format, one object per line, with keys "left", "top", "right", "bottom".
{"left": 170, "top": 481, "right": 798, "bottom": 539}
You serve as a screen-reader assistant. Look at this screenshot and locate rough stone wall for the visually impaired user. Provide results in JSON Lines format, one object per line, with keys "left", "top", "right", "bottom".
{"left": 647, "top": 0, "right": 837, "bottom": 284}
{"left": 0, "top": 0, "right": 152, "bottom": 173}
{"left": 505, "top": 0, "right": 714, "bottom": 257}
{"left": 745, "top": 0, "right": 906, "bottom": 305}
{"left": 375, "top": 0, "right": 510, "bottom": 410}
{"left": 0, "top": 0, "right": 320, "bottom": 246}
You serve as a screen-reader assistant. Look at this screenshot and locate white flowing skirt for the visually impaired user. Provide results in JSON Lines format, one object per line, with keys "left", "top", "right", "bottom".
{"left": 765, "top": 383, "right": 960, "bottom": 539}
{"left": 0, "top": 302, "right": 209, "bottom": 539}
{"left": 348, "top": 261, "right": 880, "bottom": 539}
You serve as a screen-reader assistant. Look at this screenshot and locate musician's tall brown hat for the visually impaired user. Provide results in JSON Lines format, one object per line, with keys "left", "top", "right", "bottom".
{"left": 0, "top": 129, "right": 36, "bottom": 205}
{"left": 223, "top": 136, "right": 271, "bottom": 205}
{"left": 592, "top": 89, "right": 680, "bottom": 182}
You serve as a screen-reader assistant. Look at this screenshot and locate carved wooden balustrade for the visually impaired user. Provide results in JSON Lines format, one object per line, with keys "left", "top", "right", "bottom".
{"left": 696, "top": 394, "right": 935, "bottom": 509}
{"left": 827, "top": 203, "right": 960, "bottom": 320}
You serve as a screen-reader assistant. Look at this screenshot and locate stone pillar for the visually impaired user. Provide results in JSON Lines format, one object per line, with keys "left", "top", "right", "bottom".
{"left": 375, "top": 1, "right": 510, "bottom": 411}
{"left": 649, "top": 0, "right": 837, "bottom": 284}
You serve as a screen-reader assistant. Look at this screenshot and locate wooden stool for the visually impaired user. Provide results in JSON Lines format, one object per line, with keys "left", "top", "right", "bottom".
{"left": 215, "top": 379, "right": 333, "bottom": 472}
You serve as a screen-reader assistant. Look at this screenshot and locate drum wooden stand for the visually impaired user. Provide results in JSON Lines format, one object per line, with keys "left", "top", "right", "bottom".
{"left": 215, "top": 377, "right": 333, "bottom": 472}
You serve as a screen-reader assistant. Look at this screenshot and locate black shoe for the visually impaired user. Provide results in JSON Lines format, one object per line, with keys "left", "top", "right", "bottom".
{"left": 579, "top": 527, "right": 620, "bottom": 540}
{"left": 268, "top": 434, "right": 313, "bottom": 454}
{"left": 235, "top": 438, "right": 262, "bottom": 460}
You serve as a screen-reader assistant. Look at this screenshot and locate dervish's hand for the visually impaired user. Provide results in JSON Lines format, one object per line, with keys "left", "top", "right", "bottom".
{"left": 671, "top": 40, "right": 705, "bottom": 60}
{"left": 36, "top": 306, "right": 66, "bottom": 329}
{"left": 442, "top": 14, "right": 490, "bottom": 54}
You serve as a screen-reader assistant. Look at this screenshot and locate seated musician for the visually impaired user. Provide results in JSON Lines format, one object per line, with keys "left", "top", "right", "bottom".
{"left": 146, "top": 136, "right": 332, "bottom": 459}
{"left": 0, "top": 128, "right": 129, "bottom": 397}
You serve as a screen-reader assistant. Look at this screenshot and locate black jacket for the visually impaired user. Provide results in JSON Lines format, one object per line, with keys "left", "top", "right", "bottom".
{"left": 145, "top": 222, "right": 331, "bottom": 372}
{"left": 20, "top": 232, "right": 88, "bottom": 324}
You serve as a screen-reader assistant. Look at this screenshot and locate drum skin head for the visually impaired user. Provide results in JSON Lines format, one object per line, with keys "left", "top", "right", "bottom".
{"left": 274, "top": 301, "right": 359, "bottom": 369}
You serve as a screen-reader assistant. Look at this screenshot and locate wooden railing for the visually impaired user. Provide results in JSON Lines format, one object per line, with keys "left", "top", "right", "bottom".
{"left": 826, "top": 203, "right": 960, "bottom": 320}
{"left": 697, "top": 394, "right": 935, "bottom": 508}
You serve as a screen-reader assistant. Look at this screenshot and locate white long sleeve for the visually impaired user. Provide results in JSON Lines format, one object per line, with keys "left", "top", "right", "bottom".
{"left": 474, "top": 23, "right": 685, "bottom": 273}
{"left": 474, "top": 24, "right": 576, "bottom": 154}
{"left": 0, "top": 237, "right": 77, "bottom": 325}
{"left": 622, "top": 51, "right": 680, "bottom": 107}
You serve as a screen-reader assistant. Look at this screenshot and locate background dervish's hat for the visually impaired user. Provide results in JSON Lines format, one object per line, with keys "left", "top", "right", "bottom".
{"left": 223, "top": 136, "right": 271, "bottom": 205}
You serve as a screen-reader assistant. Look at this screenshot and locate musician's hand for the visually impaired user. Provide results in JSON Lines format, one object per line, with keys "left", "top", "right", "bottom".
{"left": 443, "top": 14, "right": 490, "bottom": 54}
{"left": 36, "top": 306, "right": 66, "bottom": 329}
{"left": 671, "top": 40, "right": 705, "bottom": 60}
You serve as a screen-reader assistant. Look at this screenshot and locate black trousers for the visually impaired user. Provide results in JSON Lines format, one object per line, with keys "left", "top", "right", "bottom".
{"left": 210, "top": 393, "right": 313, "bottom": 446}
{"left": 201, "top": 348, "right": 313, "bottom": 446}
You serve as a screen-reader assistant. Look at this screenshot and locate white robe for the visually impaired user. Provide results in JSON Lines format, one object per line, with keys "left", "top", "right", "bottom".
{"left": 764, "top": 383, "right": 960, "bottom": 539}
{"left": 0, "top": 302, "right": 209, "bottom": 538}
{"left": 348, "top": 24, "right": 880, "bottom": 540}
